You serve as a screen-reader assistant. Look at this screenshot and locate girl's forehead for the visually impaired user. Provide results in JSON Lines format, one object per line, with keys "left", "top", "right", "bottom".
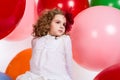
{"left": 53, "top": 14, "right": 66, "bottom": 21}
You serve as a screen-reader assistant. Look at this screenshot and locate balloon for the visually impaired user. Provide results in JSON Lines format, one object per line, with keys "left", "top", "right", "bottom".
{"left": 94, "top": 63, "right": 120, "bottom": 80}
{"left": 5, "top": 48, "right": 32, "bottom": 80}
{"left": 4, "top": 0, "right": 37, "bottom": 41}
{"left": 0, "top": 0, "right": 26, "bottom": 39}
{"left": 70, "top": 6, "right": 120, "bottom": 71}
{"left": 90, "top": 0, "right": 120, "bottom": 9}
{"left": 0, "top": 72, "right": 12, "bottom": 80}
{"left": 37, "top": 0, "right": 89, "bottom": 18}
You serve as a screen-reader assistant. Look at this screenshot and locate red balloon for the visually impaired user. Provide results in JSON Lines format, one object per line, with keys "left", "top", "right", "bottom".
{"left": 0, "top": 0, "right": 26, "bottom": 39}
{"left": 37, "top": 0, "right": 89, "bottom": 18}
{"left": 4, "top": 0, "right": 37, "bottom": 41}
{"left": 94, "top": 63, "right": 120, "bottom": 80}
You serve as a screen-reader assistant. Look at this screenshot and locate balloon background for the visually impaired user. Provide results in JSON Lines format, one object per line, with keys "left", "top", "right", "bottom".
{"left": 1, "top": 0, "right": 120, "bottom": 80}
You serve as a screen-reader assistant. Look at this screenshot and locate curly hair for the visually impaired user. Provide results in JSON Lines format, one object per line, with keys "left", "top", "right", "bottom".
{"left": 32, "top": 8, "right": 74, "bottom": 38}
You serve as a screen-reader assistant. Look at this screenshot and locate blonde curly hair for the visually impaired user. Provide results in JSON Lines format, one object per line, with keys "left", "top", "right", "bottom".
{"left": 32, "top": 8, "right": 74, "bottom": 38}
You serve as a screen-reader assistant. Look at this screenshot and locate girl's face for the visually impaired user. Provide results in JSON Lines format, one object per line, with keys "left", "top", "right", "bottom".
{"left": 48, "top": 14, "right": 66, "bottom": 37}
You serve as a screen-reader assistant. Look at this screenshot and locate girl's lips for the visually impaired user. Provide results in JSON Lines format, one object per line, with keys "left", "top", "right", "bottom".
{"left": 58, "top": 30, "right": 63, "bottom": 33}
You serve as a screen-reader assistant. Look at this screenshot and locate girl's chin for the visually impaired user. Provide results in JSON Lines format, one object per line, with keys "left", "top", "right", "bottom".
{"left": 56, "top": 33, "right": 64, "bottom": 36}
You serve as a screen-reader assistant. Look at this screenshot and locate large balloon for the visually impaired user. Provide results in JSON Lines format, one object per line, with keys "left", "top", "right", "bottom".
{"left": 37, "top": 0, "right": 89, "bottom": 18}
{"left": 4, "top": 0, "right": 37, "bottom": 41}
{"left": 0, "top": 0, "right": 26, "bottom": 39}
{"left": 90, "top": 0, "right": 120, "bottom": 9}
{"left": 70, "top": 6, "right": 120, "bottom": 71}
{"left": 5, "top": 48, "right": 32, "bottom": 80}
{"left": 94, "top": 63, "right": 120, "bottom": 80}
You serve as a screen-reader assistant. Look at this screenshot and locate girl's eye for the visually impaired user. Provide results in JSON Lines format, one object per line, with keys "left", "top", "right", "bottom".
{"left": 56, "top": 21, "right": 60, "bottom": 24}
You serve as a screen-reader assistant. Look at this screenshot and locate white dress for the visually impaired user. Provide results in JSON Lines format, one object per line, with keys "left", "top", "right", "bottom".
{"left": 16, "top": 34, "right": 73, "bottom": 80}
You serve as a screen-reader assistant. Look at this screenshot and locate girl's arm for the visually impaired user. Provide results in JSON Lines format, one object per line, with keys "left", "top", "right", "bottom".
{"left": 64, "top": 35, "right": 73, "bottom": 79}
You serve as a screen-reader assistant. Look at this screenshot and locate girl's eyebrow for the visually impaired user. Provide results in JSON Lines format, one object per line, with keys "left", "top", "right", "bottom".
{"left": 54, "top": 19, "right": 66, "bottom": 22}
{"left": 53, "top": 19, "right": 66, "bottom": 23}
{"left": 53, "top": 19, "right": 61, "bottom": 21}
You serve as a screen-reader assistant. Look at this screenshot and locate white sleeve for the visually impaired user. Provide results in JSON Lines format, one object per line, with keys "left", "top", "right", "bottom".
{"left": 30, "top": 38, "right": 41, "bottom": 72}
{"left": 64, "top": 35, "right": 73, "bottom": 79}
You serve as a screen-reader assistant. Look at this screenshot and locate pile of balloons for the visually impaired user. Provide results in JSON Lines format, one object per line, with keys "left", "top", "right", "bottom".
{"left": 70, "top": 0, "right": 120, "bottom": 71}
{"left": 0, "top": 0, "right": 89, "bottom": 40}
{"left": 1, "top": 0, "right": 90, "bottom": 79}
{"left": 2, "top": 0, "right": 120, "bottom": 80}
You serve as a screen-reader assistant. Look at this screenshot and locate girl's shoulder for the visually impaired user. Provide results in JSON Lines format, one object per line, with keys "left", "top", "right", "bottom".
{"left": 31, "top": 37, "right": 41, "bottom": 47}
{"left": 61, "top": 35, "right": 71, "bottom": 43}
{"left": 32, "top": 37, "right": 40, "bottom": 42}
{"left": 62, "top": 34, "right": 71, "bottom": 40}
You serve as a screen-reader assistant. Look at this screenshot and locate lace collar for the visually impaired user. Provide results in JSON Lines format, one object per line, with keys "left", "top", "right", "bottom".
{"left": 44, "top": 34, "right": 64, "bottom": 40}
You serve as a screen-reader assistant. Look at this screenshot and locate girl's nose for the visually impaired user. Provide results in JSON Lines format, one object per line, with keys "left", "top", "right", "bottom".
{"left": 60, "top": 24, "right": 64, "bottom": 29}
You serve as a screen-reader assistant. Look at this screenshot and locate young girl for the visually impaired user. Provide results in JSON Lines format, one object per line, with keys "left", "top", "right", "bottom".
{"left": 16, "top": 8, "right": 74, "bottom": 80}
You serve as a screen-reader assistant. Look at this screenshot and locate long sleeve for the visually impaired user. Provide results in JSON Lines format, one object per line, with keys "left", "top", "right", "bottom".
{"left": 64, "top": 35, "right": 73, "bottom": 79}
{"left": 30, "top": 37, "right": 46, "bottom": 74}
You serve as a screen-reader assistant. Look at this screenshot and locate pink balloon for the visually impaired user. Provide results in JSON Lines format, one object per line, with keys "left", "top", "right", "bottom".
{"left": 70, "top": 6, "right": 120, "bottom": 71}
{"left": 4, "top": 0, "right": 37, "bottom": 41}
